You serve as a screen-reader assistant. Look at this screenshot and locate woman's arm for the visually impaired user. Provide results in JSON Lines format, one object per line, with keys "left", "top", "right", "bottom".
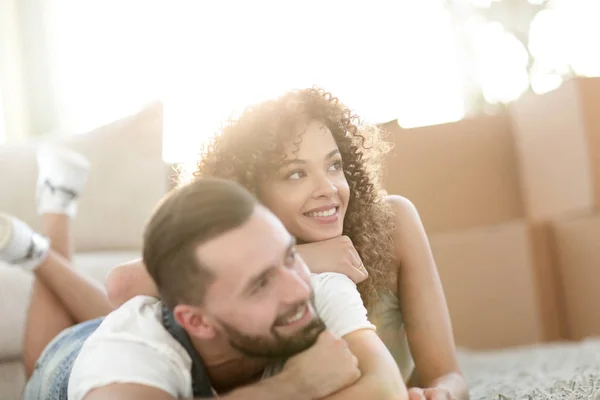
{"left": 296, "top": 236, "right": 368, "bottom": 283}
{"left": 105, "top": 236, "right": 368, "bottom": 308}
{"left": 105, "top": 237, "right": 367, "bottom": 308}
{"left": 387, "top": 195, "right": 468, "bottom": 400}
{"left": 105, "top": 259, "right": 159, "bottom": 308}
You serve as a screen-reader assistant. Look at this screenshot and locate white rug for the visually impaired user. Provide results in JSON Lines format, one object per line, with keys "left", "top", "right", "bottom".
{"left": 459, "top": 339, "right": 600, "bottom": 400}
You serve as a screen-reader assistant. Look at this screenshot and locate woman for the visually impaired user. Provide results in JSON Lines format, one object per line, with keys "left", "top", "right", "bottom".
{"left": 107, "top": 88, "right": 468, "bottom": 400}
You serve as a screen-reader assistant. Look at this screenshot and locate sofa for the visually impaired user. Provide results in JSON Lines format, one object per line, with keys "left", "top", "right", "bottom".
{"left": 0, "top": 103, "right": 169, "bottom": 399}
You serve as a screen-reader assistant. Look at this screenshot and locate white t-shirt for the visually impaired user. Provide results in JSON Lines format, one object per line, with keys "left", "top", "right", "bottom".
{"left": 68, "top": 273, "right": 375, "bottom": 399}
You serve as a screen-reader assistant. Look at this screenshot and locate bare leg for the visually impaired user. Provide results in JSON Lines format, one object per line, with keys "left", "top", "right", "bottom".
{"left": 7, "top": 147, "right": 111, "bottom": 377}
{"left": 20, "top": 214, "right": 112, "bottom": 377}
{"left": 35, "top": 249, "right": 113, "bottom": 322}
{"left": 22, "top": 276, "right": 74, "bottom": 378}
{"left": 0, "top": 213, "right": 74, "bottom": 378}
{"left": 42, "top": 213, "right": 72, "bottom": 260}
{"left": 30, "top": 148, "right": 115, "bottom": 321}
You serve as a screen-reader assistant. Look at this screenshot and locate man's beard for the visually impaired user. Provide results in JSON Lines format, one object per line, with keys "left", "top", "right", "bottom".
{"left": 217, "top": 302, "right": 326, "bottom": 359}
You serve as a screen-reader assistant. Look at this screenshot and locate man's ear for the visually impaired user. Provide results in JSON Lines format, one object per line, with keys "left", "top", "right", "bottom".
{"left": 173, "top": 304, "right": 217, "bottom": 340}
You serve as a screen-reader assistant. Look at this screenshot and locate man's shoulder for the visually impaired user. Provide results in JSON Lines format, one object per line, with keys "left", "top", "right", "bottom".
{"left": 73, "top": 296, "right": 191, "bottom": 365}
{"left": 94, "top": 296, "right": 162, "bottom": 335}
{"left": 102, "top": 295, "right": 164, "bottom": 324}
{"left": 90, "top": 295, "right": 186, "bottom": 355}
{"left": 68, "top": 296, "right": 193, "bottom": 399}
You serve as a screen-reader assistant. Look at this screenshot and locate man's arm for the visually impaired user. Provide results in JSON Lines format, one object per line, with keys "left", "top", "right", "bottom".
{"left": 79, "top": 328, "right": 360, "bottom": 400}
{"left": 310, "top": 273, "right": 408, "bottom": 399}
{"left": 321, "top": 329, "right": 408, "bottom": 400}
{"left": 84, "top": 369, "right": 309, "bottom": 400}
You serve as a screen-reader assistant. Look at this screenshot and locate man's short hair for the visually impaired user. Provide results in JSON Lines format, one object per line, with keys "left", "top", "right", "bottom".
{"left": 143, "top": 177, "right": 257, "bottom": 309}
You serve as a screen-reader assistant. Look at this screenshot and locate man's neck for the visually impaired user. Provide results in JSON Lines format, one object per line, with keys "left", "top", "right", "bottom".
{"left": 190, "top": 335, "right": 270, "bottom": 393}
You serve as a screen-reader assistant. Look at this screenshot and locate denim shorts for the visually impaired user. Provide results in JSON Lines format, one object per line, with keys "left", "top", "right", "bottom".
{"left": 22, "top": 318, "right": 103, "bottom": 400}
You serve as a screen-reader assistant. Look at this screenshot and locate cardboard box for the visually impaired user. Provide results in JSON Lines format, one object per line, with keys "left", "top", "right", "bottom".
{"left": 430, "top": 220, "right": 562, "bottom": 349}
{"left": 510, "top": 77, "right": 600, "bottom": 221}
{"left": 382, "top": 114, "right": 524, "bottom": 235}
{"left": 552, "top": 212, "right": 600, "bottom": 340}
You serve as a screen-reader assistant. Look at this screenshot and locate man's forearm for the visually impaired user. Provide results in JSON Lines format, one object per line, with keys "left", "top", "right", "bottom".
{"left": 216, "top": 369, "right": 313, "bottom": 400}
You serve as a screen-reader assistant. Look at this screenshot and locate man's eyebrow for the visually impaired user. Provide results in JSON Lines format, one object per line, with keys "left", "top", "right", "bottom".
{"left": 244, "top": 237, "right": 297, "bottom": 293}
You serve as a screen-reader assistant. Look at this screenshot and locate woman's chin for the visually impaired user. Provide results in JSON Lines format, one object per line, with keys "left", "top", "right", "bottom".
{"left": 295, "top": 214, "right": 345, "bottom": 243}
{"left": 298, "top": 226, "right": 344, "bottom": 244}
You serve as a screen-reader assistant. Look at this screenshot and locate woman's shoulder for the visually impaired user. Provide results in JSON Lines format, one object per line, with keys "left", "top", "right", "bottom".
{"left": 384, "top": 194, "right": 428, "bottom": 264}
{"left": 385, "top": 195, "right": 419, "bottom": 217}
{"left": 385, "top": 195, "right": 423, "bottom": 239}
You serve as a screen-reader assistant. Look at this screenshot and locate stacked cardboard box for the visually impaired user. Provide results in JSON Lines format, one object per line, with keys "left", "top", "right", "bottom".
{"left": 509, "top": 77, "right": 600, "bottom": 221}
{"left": 382, "top": 115, "right": 523, "bottom": 234}
{"left": 381, "top": 114, "right": 561, "bottom": 349}
{"left": 552, "top": 212, "right": 600, "bottom": 340}
{"left": 430, "top": 222, "right": 545, "bottom": 349}
{"left": 381, "top": 77, "right": 600, "bottom": 348}
{"left": 510, "top": 77, "right": 600, "bottom": 341}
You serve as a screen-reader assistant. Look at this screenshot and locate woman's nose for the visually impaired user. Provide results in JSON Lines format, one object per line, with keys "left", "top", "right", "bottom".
{"left": 311, "top": 174, "right": 337, "bottom": 198}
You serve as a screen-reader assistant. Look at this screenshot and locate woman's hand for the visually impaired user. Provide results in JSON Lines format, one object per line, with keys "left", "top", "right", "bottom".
{"left": 296, "top": 236, "right": 368, "bottom": 283}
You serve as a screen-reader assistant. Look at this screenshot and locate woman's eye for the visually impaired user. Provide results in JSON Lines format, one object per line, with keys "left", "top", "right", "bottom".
{"left": 286, "top": 171, "right": 305, "bottom": 180}
{"left": 329, "top": 160, "right": 343, "bottom": 171}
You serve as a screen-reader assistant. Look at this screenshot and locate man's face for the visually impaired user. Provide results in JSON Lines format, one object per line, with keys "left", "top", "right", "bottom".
{"left": 197, "top": 205, "right": 325, "bottom": 359}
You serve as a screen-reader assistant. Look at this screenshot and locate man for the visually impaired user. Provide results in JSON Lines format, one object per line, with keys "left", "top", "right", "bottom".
{"left": 26, "top": 178, "right": 407, "bottom": 399}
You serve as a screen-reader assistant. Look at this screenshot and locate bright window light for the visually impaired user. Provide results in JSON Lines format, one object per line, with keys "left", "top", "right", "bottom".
{"left": 44, "top": 0, "right": 600, "bottom": 164}
{"left": 163, "top": 0, "right": 465, "bottom": 161}
{"left": 529, "top": 0, "right": 600, "bottom": 78}
{"left": 530, "top": 73, "right": 563, "bottom": 95}
{"left": 47, "top": 0, "right": 167, "bottom": 133}
{"left": 471, "top": 22, "right": 530, "bottom": 104}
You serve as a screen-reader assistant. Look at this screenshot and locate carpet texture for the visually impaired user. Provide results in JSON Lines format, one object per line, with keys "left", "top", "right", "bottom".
{"left": 459, "top": 339, "right": 600, "bottom": 399}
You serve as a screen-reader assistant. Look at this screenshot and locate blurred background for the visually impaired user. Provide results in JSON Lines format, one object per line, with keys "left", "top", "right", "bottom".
{"left": 2, "top": 0, "right": 599, "bottom": 161}
{"left": 2, "top": 0, "right": 600, "bottom": 391}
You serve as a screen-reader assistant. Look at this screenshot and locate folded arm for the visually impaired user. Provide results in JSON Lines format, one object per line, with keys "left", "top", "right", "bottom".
{"left": 105, "top": 236, "right": 367, "bottom": 309}
{"left": 308, "top": 273, "right": 408, "bottom": 399}
{"left": 322, "top": 329, "right": 407, "bottom": 400}
{"left": 84, "top": 369, "right": 309, "bottom": 400}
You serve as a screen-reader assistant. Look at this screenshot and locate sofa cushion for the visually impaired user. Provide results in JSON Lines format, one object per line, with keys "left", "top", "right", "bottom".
{"left": 0, "top": 359, "right": 25, "bottom": 400}
{"left": 0, "top": 103, "right": 166, "bottom": 251}
{"left": 0, "top": 251, "right": 140, "bottom": 361}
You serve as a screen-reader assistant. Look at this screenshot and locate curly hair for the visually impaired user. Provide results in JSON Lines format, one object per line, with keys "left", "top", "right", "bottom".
{"left": 193, "top": 88, "right": 397, "bottom": 308}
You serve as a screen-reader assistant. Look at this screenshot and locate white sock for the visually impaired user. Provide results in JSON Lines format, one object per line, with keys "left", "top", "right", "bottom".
{"left": 0, "top": 213, "right": 50, "bottom": 271}
{"left": 36, "top": 146, "right": 91, "bottom": 217}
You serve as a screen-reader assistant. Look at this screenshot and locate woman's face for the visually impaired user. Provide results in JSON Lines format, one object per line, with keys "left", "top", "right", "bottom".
{"left": 258, "top": 120, "right": 350, "bottom": 243}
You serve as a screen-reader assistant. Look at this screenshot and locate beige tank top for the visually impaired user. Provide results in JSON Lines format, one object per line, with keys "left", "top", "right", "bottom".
{"left": 368, "top": 290, "right": 415, "bottom": 382}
